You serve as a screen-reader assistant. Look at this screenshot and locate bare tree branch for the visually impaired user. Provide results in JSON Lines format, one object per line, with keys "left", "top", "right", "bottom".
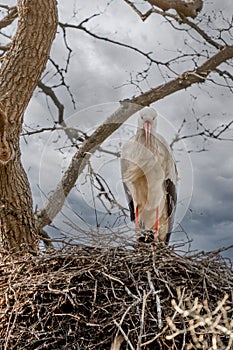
{"left": 59, "top": 22, "right": 157, "bottom": 64}
{"left": 38, "top": 81, "right": 64, "bottom": 124}
{"left": 177, "top": 13, "right": 224, "bottom": 50}
{"left": 215, "top": 68, "right": 233, "bottom": 82}
{"left": 0, "top": 6, "right": 17, "bottom": 29}
{"left": 47, "top": 57, "right": 76, "bottom": 108}
{"left": 36, "top": 45, "right": 233, "bottom": 229}
{"left": 147, "top": 0, "right": 203, "bottom": 18}
{"left": 133, "top": 46, "right": 233, "bottom": 105}
{"left": 124, "top": 1, "right": 222, "bottom": 50}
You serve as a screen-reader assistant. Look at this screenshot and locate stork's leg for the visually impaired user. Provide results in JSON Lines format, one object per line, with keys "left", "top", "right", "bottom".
{"left": 153, "top": 207, "right": 159, "bottom": 241}
{"left": 135, "top": 206, "right": 140, "bottom": 242}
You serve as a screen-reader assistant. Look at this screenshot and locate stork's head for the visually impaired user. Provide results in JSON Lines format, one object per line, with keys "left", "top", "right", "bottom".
{"left": 138, "top": 108, "right": 158, "bottom": 145}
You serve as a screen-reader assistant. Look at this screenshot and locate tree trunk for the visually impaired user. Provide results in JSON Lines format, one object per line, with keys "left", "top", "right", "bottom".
{"left": 0, "top": 0, "right": 58, "bottom": 253}
{"left": 0, "top": 150, "right": 37, "bottom": 253}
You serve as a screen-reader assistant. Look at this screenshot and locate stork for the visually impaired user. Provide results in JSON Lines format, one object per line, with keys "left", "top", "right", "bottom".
{"left": 121, "top": 107, "right": 177, "bottom": 244}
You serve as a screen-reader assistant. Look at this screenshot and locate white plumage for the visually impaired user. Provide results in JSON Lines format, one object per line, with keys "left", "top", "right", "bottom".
{"left": 121, "top": 107, "right": 177, "bottom": 243}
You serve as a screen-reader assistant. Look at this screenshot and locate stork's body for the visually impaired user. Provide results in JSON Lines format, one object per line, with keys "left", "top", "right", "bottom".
{"left": 121, "top": 108, "right": 177, "bottom": 243}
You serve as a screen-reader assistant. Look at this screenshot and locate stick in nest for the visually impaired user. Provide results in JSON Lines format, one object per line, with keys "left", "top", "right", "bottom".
{"left": 110, "top": 335, "right": 124, "bottom": 350}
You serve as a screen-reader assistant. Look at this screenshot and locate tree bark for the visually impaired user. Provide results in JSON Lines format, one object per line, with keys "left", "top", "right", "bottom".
{"left": 147, "top": 0, "right": 203, "bottom": 18}
{"left": 0, "top": 0, "right": 58, "bottom": 253}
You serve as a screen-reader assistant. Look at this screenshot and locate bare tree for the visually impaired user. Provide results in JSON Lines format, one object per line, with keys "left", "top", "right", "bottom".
{"left": 0, "top": 0, "right": 232, "bottom": 253}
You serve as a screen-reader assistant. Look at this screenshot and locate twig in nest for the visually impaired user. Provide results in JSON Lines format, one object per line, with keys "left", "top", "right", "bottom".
{"left": 113, "top": 320, "right": 135, "bottom": 350}
{"left": 166, "top": 290, "right": 233, "bottom": 349}
{"left": 147, "top": 270, "right": 162, "bottom": 329}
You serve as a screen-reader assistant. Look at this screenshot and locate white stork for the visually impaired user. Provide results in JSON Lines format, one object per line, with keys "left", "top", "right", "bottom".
{"left": 121, "top": 107, "right": 178, "bottom": 244}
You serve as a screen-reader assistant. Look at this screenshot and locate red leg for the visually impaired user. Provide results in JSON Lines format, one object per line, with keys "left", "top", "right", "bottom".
{"left": 135, "top": 206, "right": 139, "bottom": 229}
{"left": 153, "top": 207, "right": 159, "bottom": 241}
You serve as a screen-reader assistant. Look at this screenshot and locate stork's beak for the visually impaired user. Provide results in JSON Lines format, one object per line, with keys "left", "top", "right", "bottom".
{"left": 144, "top": 121, "right": 151, "bottom": 145}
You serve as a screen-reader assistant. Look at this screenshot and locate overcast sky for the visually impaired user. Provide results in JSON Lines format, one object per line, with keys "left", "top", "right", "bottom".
{"left": 14, "top": 0, "right": 233, "bottom": 258}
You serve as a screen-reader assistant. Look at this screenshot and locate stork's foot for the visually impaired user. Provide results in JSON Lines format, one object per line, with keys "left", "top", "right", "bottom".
{"left": 137, "top": 230, "right": 154, "bottom": 243}
{"left": 134, "top": 206, "right": 160, "bottom": 247}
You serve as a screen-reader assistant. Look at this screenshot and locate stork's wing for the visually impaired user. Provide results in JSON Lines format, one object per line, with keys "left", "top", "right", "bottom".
{"left": 156, "top": 133, "right": 178, "bottom": 182}
{"left": 121, "top": 150, "right": 135, "bottom": 221}
{"left": 123, "top": 182, "right": 135, "bottom": 221}
{"left": 164, "top": 178, "right": 177, "bottom": 243}
{"left": 156, "top": 134, "right": 178, "bottom": 243}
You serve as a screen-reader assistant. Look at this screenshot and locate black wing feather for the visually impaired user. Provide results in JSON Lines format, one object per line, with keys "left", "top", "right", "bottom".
{"left": 164, "top": 178, "right": 177, "bottom": 244}
{"left": 123, "top": 183, "right": 135, "bottom": 221}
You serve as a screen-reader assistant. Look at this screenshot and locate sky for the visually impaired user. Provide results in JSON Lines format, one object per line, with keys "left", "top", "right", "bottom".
{"left": 4, "top": 0, "right": 232, "bottom": 258}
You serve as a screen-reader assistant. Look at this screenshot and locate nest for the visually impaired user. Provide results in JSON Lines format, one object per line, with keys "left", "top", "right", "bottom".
{"left": 0, "top": 243, "right": 232, "bottom": 350}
